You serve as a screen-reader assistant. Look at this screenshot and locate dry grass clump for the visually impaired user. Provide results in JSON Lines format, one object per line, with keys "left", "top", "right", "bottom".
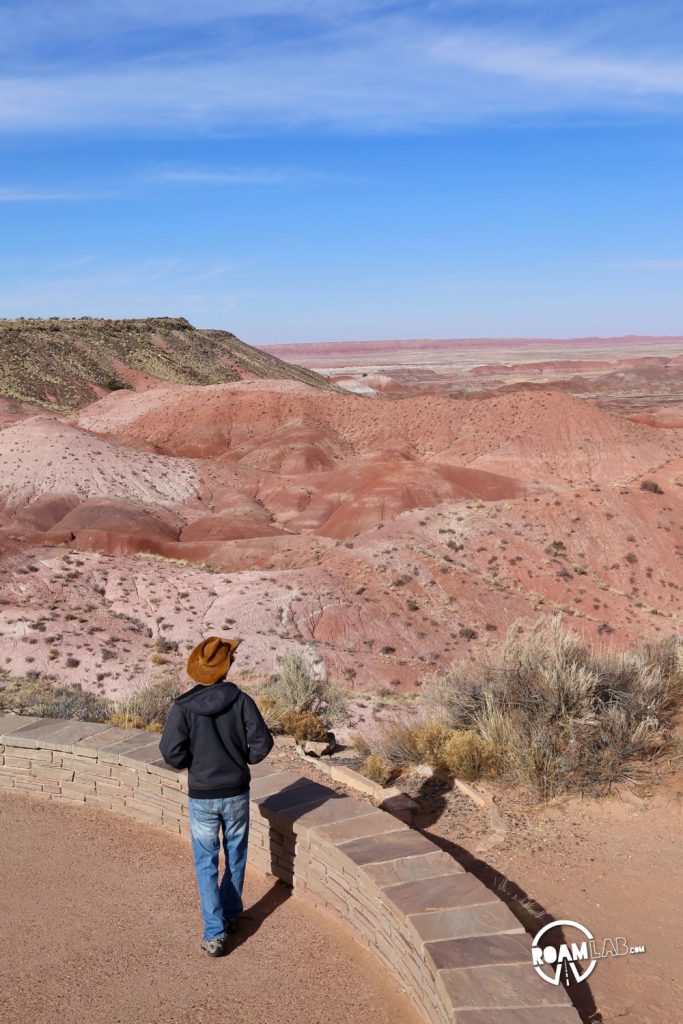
{"left": 254, "top": 693, "right": 286, "bottom": 732}
{"left": 438, "top": 730, "right": 501, "bottom": 780}
{"left": 374, "top": 719, "right": 452, "bottom": 768}
{"left": 0, "top": 672, "right": 179, "bottom": 733}
{"left": 279, "top": 709, "right": 329, "bottom": 742}
{"left": 361, "top": 753, "right": 393, "bottom": 786}
{"left": 0, "top": 675, "right": 111, "bottom": 722}
{"left": 256, "top": 649, "right": 347, "bottom": 738}
{"left": 109, "top": 674, "right": 181, "bottom": 732}
{"left": 364, "top": 714, "right": 500, "bottom": 783}
{"left": 348, "top": 731, "right": 372, "bottom": 757}
{"left": 424, "top": 616, "right": 682, "bottom": 796}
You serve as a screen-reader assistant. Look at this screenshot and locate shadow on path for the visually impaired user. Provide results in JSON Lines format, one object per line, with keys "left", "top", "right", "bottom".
{"left": 234, "top": 880, "right": 292, "bottom": 951}
{"left": 412, "top": 772, "right": 603, "bottom": 1024}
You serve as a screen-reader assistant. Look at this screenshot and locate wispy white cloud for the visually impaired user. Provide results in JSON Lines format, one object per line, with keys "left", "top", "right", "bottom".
{"left": 0, "top": 3, "right": 682, "bottom": 133}
{"left": 0, "top": 164, "right": 347, "bottom": 202}
{"left": 151, "top": 166, "right": 348, "bottom": 185}
{"left": 434, "top": 33, "right": 683, "bottom": 94}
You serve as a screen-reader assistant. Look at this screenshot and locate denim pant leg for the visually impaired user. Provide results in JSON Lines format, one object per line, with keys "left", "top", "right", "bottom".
{"left": 218, "top": 792, "right": 250, "bottom": 923}
{"left": 188, "top": 798, "right": 225, "bottom": 941}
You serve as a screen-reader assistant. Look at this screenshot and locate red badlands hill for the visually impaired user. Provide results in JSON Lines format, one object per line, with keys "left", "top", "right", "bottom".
{"left": 76, "top": 380, "right": 677, "bottom": 484}
{"left": 1, "top": 321, "right": 682, "bottom": 696}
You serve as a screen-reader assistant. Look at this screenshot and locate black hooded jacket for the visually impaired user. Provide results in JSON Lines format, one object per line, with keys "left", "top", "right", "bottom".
{"left": 159, "top": 681, "right": 274, "bottom": 799}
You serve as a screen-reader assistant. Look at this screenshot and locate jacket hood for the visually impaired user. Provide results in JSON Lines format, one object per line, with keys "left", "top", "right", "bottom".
{"left": 175, "top": 680, "right": 242, "bottom": 717}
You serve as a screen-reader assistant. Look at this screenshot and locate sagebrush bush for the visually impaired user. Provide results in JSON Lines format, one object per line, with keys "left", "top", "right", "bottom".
{"left": 424, "top": 616, "right": 682, "bottom": 796}
{"left": 263, "top": 649, "right": 347, "bottom": 726}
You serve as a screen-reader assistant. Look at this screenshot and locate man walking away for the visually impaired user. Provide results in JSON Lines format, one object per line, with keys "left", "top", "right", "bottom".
{"left": 159, "top": 636, "right": 274, "bottom": 958}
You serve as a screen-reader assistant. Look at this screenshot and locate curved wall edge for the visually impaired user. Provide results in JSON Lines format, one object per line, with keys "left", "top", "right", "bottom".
{"left": 0, "top": 713, "right": 580, "bottom": 1024}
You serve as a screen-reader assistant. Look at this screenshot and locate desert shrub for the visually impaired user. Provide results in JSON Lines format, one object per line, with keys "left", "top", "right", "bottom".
{"left": 438, "top": 729, "right": 501, "bottom": 780}
{"left": 109, "top": 674, "right": 181, "bottom": 731}
{"left": 348, "top": 731, "right": 372, "bottom": 757}
{"left": 424, "top": 616, "right": 682, "bottom": 796}
{"left": 372, "top": 717, "right": 451, "bottom": 768}
{"left": 459, "top": 626, "right": 478, "bottom": 640}
{"left": 279, "top": 709, "right": 329, "bottom": 742}
{"left": 372, "top": 718, "right": 426, "bottom": 766}
{"left": 255, "top": 693, "right": 286, "bottom": 731}
{"left": 0, "top": 676, "right": 111, "bottom": 722}
{"left": 104, "top": 375, "right": 130, "bottom": 392}
{"left": 640, "top": 479, "right": 663, "bottom": 494}
{"left": 361, "top": 754, "right": 393, "bottom": 786}
{"left": 264, "top": 649, "right": 346, "bottom": 727}
{"left": 411, "top": 721, "right": 454, "bottom": 765}
{"left": 155, "top": 636, "right": 179, "bottom": 654}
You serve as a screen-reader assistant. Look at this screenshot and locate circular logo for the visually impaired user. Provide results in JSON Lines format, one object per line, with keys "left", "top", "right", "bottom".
{"left": 532, "top": 919, "right": 597, "bottom": 986}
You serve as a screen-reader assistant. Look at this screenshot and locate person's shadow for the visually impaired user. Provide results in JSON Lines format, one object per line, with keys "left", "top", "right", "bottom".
{"left": 231, "top": 879, "right": 291, "bottom": 950}
{"left": 411, "top": 771, "right": 603, "bottom": 1024}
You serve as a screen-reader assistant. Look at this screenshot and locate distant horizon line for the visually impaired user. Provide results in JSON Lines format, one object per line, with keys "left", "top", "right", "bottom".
{"left": 2, "top": 316, "right": 683, "bottom": 349}
{"left": 258, "top": 333, "right": 683, "bottom": 350}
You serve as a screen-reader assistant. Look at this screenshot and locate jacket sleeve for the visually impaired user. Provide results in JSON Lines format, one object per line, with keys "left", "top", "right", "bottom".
{"left": 242, "top": 694, "right": 274, "bottom": 765}
{"left": 159, "top": 702, "right": 192, "bottom": 770}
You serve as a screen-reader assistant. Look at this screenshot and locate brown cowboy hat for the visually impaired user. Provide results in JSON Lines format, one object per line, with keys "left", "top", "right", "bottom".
{"left": 187, "top": 636, "right": 241, "bottom": 686}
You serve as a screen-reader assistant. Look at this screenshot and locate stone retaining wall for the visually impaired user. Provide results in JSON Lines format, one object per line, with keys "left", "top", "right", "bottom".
{"left": 0, "top": 714, "right": 579, "bottom": 1024}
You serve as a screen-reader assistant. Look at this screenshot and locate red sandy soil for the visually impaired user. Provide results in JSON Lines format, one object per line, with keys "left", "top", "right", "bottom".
{"left": 418, "top": 782, "right": 683, "bottom": 1024}
{"left": 0, "top": 789, "right": 419, "bottom": 1024}
{"left": 1, "top": 370, "right": 683, "bottom": 695}
{"left": 482, "top": 790, "right": 683, "bottom": 1024}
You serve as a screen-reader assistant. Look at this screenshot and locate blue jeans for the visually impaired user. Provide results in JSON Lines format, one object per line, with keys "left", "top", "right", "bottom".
{"left": 188, "top": 792, "right": 250, "bottom": 941}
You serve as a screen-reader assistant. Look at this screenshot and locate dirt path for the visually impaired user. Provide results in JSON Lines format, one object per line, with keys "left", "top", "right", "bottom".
{"left": 407, "top": 772, "right": 683, "bottom": 1024}
{"left": 484, "top": 789, "right": 683, "bottom": 1024}
{"left": 0, "top": 791, "right": 421, "bottom": 1024}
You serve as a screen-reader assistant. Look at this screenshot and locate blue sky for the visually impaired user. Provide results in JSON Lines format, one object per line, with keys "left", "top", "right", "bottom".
{"left": 1, "top": 0, "right": 682, "bottom": 344}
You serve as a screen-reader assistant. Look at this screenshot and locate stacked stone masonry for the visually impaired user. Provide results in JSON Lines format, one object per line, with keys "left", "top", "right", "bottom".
{"left": 0, "top": 715, "right": 580, "bottom": 1024}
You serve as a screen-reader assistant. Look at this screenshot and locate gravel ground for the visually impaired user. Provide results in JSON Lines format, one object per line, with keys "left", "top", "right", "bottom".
{"left": 0, "top": 790, "right": 421, "bottom": 1024}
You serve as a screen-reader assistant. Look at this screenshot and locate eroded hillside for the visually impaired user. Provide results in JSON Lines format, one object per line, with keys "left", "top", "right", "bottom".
{"left": 0, "top": 317, "right": 336, "bottom": 411}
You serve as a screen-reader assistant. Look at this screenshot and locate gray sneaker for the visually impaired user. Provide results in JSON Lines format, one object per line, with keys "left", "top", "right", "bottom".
{"left": 201, "top": 936, "right": 227, "bottom": 958}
